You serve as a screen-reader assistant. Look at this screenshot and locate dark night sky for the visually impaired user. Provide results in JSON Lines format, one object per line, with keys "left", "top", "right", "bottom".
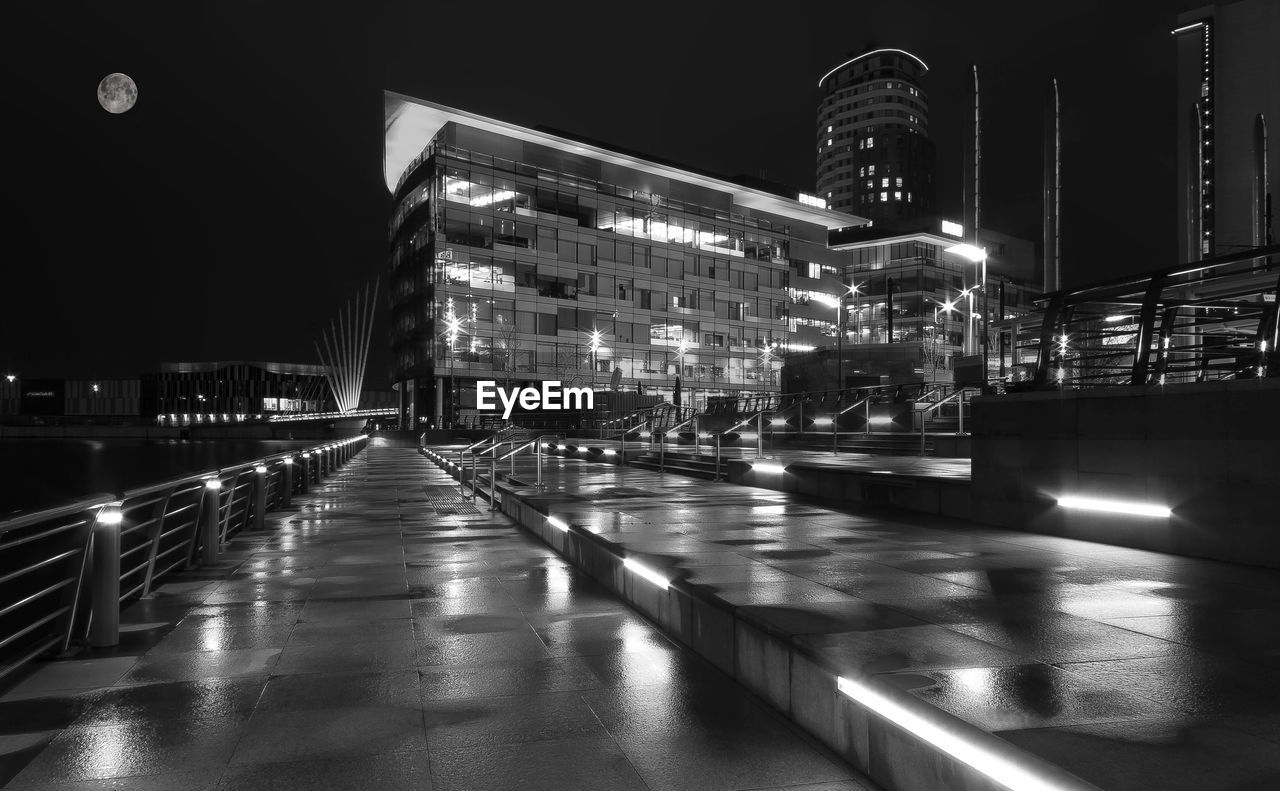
{"left": 5, "top": 0, "right": 1205, "bottom": 381}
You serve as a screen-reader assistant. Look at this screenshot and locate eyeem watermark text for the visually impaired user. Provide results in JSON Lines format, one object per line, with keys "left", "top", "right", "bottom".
{"left": 476, "top": 381, "right": 594, "bottom": 419}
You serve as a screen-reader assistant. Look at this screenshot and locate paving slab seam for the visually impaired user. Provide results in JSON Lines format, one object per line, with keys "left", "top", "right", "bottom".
{"left": 422, "top": 447, "right": 1103, "bottom": 791}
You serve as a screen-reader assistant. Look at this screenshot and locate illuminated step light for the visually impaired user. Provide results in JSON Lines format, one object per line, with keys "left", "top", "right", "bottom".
{"left": 623, "top": 557, "right": 670, "bottom": 590}
{"left": 204, "top": 479, "right": 222, "bottom": 490}
{"left": 813, "top": 417, "right": 833, "bottom": 426}
{"left": 753, "top": 462, "right": 787, "bottom": 474}
{"left": 869, "top": 416, "right": 894, "bottom": 426}
{"left": 283, "top": 457, "right": 293, "bottom": 465}
{"left": 1057, "top": 495, "right": 1171, "bottom": 518}
{"left": 254, "top": 465, "right": 268, "bottom": 474}
{"left": 698, "top": 432, "right": 711, "bottom": 439}
{"left": 541, "top": 443, "right": 549, "bottom": 448}
{"left": 1103, "top": 315, "right": 1130, "bottom": 323}
{"left": 771, "top": 419, "right": 787, "bottom": 427}
{"left": 301, "top": 452, "right": 311, "bottom": 458}
{"left": 836, "top": 676, "right": 1067, "bottom": 791}
{"left": 603, "top": 449, "right": 617, "bottom": 456}
{"left": 547, "top": 516, "right": 570, "bottom": 532}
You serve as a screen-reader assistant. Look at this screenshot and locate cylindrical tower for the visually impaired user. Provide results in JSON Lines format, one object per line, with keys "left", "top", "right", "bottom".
{"left": 816, "top": 48, "right": 935, "bottom": 222}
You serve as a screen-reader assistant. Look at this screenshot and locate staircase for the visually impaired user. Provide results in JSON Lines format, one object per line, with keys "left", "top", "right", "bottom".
{"left": 628, "top": 449, "right": 724, "bottom": 479}
{"left": 779, "top": 433, "right": 934, "bottom": 455}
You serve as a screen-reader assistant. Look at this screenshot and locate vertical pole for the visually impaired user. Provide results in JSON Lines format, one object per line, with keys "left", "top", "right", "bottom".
{"left": 458, "top": 451, "right": 465, "bottom": 498}
{"left": 659, "top": 430, "right": 665, "bottom": 474}
{"left": 832, "top": 411, "right": 839, "bottom": 455}
{"left": 201, "top": 480, "right": 221, "bottom": 564}
{"left": 90, "top": 506, "right": 121, "bottom": 647}
{"left": 865, "top": 397, "right": 872, "bottom": 437}
{"left": 715, "top": 433, "right": 721, "bottom": 481}
{"left": 537, "top": 441, "right": 543, "bottom": 487}
{"left": 959, "top": 391, "right": 966, "bottom": 434}
{"left": 253, "top": 465, "right": 268, "bottom": 531}
{"left": 798, "top": 400, "right": 804, "bottom": 436}
{"left": 490, "top": 457, "right": 497, "bottom": 511}
{"left": 920, "top": 406, "right": 927, "bottom": 456}
{"left": 282, "top": 458, "right": 293, "bottom": 508}
{"left": 300, "top": 455, "right": 310, "bottom": 493}
{"left": 756, "top": 412, "right": 763, "bottom": 458}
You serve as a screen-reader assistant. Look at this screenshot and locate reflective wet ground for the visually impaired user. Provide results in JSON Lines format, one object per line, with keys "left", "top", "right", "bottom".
{"left": 0, "top": 446, "right": 875, "bottom": 791}
{"left": 475, "top": 449, "right": 1280, "bottom": 790}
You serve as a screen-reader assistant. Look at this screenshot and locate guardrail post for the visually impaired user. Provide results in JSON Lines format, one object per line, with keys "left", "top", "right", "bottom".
{"left": 757, "top": 412, "right": 763, "bottom": 458}
{"left": 490, "top": 457, "right": 497, "bottom": 511}
{"left": 659, "top": 431, "right": 665, "bottom": 474}
{"left": 536, "top": 441, "right": 543, "bottom": 487}
{"left": 958, "top": 390, "right": 966, "bottom": 434}
{"left": 201, "top": 478, "right": 222, "bottom": 564}
{"left": 300, "top": 453, "right": 311, "bottom": 492}
{"left": 919, "top": 407, "right": 927, "bottom": 456}
{"left": 253, "top": 465, "right": 268, "bottom": 531}
{"left": 865, "top": 398, "right": 872, "bottom": 437}
{"left": 714, "top": 433, "right": 721, "bottom": 481}
{"left": 798, "top": 401, "right": 804, "bottom": 436}
{"left": 90, "top": 504, "right": 122, "bottom": 647}
{"left": 832, "top": 412, "right": 839, "bottom": 455}
{"left": 282, "top": 457, "right": 294, "bottom": 507}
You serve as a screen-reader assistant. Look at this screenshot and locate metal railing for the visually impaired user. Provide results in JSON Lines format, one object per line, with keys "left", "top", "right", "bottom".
{"left": 1005, "top": 244, "right": 1278, "bottom": 390}
{"left": 0, "top": 434, "right": 370, "bottom": 683}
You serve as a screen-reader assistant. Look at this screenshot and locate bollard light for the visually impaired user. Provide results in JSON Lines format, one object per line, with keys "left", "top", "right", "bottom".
{"left": 603, "top": 449, "right": 617, "bottom": 456}
{"left": 752, "top": 462, "right": 787, "bottom": 474}
{"left": 255, "top": 465, "right": 268, "bottom": 474}
{"left": 302, "top": 452, "right": 311, "bottom": 459}
{"left": 283, "top": 457, "right": 293, "bottom": 465}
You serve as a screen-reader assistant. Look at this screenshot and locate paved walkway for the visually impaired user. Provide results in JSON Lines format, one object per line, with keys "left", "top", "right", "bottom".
{"left": 0, "top": 446, "right": 874, "bottom": 791}
{"left": 450, "top": 449, "right": 1280, "bottom": 791}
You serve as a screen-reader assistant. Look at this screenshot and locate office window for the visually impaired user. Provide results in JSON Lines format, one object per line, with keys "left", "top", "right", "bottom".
{"left": 894, "top": 191, "right": 902, "bottom": 201}
{"left": 881, "top": 178, "right": 889, "bottom": 188}
{"left": 880, "top": 192, "right": 888, "bottom": 202}
{"left": 896, "top": 177, "right": 903, "bottom": 188}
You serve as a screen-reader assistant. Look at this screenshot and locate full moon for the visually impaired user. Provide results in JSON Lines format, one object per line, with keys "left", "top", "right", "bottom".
{"left": 97, "top": 73, "right": 137, "bottom": 114}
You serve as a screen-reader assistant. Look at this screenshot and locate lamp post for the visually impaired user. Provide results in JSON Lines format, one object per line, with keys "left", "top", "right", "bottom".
{"left": 945, "top": 244, "right": 989, "bottom": 379}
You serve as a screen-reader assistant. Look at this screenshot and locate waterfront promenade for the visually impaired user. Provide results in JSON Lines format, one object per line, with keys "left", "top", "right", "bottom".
{"left": 0, "top": 446, "right": 873, "bottom": 791}
{"left": 430, "top": 445, "right": 1280, "bottom": 791}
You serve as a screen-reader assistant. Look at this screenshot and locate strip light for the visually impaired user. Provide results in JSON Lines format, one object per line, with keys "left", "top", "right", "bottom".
{"left": 622, "top": 558, "right": 670, "bottom": 590}
{"left": 1057, "top": 495, "right": 1171, "bottom": 518}
{"left": 753, "top": 462, "right": 787, "bottom": 474}
{"left": 547, "top": 516, "right": 570, "bottom": 532}
{"left": 836, "top": 676, "right": 1064, "bottom": 791}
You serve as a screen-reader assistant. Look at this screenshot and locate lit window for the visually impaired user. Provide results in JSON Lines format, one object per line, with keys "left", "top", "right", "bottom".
{"left": 865, "top": 180, "right": 873, "bottom": 189}
{"left": 894, "top": 191, "right": 902, "bottom": 200}
{"left": 827, "top": 125, "right": 833, "bottom": 132}
{"left": 859, "top": 166, "right": 865, "bottom": 177}
{"left": 881, "top": 178, "right": 889, "bottom": 188}
{"left": 827, "top": 139, "right": 833, "bottom": 146}
{"left": 907, "top": 192, "right": 913, "bottom": 202}
{"left": 867, "top": 137, "right": 875, "bottom": 148}
{"left": 896, "top": 177, "right": 903, "bottom": 187}
{"left": 868, "top": 165, "right": 876, "bottom": 175}
{"left": 858, "top": 139, "right": 865, "bottom": 150}
{"left": 880, "top": 192, "right": 888, "bottom": 202}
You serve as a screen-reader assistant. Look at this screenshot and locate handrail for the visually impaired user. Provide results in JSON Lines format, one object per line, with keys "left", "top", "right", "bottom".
{"left": 0, "top": 434, "right": 371, "bottom": 683}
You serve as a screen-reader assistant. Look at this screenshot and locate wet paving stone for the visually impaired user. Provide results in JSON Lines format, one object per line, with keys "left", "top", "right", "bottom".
{"left": 0, "top": 446, "right": 871, "bottom": 790}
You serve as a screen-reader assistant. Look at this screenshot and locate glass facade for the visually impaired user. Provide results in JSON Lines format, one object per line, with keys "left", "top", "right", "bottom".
{"left": 387, "top": 112, "right": 858, "bottom": 426}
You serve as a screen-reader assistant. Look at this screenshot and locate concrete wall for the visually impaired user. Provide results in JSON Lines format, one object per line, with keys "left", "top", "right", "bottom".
{"left": 971, "top": 379, "right": 1280, "bottom": 568}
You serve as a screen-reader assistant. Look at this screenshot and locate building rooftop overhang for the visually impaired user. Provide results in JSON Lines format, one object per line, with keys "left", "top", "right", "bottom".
{"left": 384, "top": 92, "right": 868, "bottom": 231}
{"left": 818, "top": 48, "right": 930, "bottom": 89}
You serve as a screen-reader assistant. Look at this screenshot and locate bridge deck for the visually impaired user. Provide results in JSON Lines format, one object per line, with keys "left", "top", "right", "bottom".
{"left": 0, "top": 447, "right": 873, "bottom": 791}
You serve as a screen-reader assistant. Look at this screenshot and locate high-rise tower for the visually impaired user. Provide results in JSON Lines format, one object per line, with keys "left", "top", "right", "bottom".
{"left": 816, "top": 48, "right": 935, "bottom": 222}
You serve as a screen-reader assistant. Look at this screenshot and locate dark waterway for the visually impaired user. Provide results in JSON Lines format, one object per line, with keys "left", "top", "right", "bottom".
{"left": 0, "top": 439, "right": 314, "bottom": 516}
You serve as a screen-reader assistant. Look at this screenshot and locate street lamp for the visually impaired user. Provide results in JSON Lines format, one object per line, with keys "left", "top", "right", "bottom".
{"left": 588, "top": 328, "right": 603, "bottom": 386}
{"left": 847, "top": 282, "right": 865, "bottom": 344}
{"left": 946, "top": 243, "right": 989, "bottom": 380}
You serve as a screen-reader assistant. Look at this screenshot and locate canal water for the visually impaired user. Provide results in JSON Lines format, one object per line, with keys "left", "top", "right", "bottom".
{"left": 0, "top": 439, "right": 314, "bottom": 516}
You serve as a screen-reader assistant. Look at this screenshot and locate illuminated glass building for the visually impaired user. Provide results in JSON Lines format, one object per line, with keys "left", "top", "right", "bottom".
{"left": 384, "top": 94, "right": 864, "bottom": 427}
{"left": 816, "top": 48, "right": 935, "bottom": 222}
